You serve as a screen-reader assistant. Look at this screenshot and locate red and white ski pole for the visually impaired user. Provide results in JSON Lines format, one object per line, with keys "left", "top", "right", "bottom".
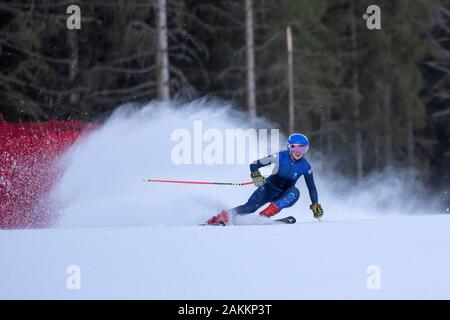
{"left": 142, "top": 178, "right": 253, "bottom": 186}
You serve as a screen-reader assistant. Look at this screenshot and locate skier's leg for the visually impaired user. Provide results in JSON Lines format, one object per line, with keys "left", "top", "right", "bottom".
{"left": 274, "top": 187, "right": 300, "bottom": 209}
{"left": 230, "top": 185, "right": 277, "bottom": 215}
{"left": 204, "top": 186, "right": 277, "bottom": 225}
{"left": 260, "top": 187, "right": 300, "bottom": 217}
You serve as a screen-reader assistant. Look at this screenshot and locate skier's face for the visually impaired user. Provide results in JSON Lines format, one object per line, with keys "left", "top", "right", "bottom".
{"left": 290, "top": 144, "right": 307, "bottom": 160}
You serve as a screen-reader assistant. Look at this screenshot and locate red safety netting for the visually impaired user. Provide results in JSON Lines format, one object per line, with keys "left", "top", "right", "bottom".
{"left": 0, "top": 116, "right": 90, "bottom": 229}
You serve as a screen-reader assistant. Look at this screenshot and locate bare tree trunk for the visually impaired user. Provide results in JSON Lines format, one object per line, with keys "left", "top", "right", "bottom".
{"left": 287, "top": 26, "right": 295, "bottom": 133}
{"left": 319, "top": 104, "right": 327, "bottom": 152}
{"left": 156, "top": 0, "right": 169, "bottom": 101}
{"left": 322, "top": 103, "right": 333, "bottom": 156}
{"left": 383, "top": 85, "right": 393, "bottom": 166}
{"left": 245, "top": 0, "right": 257, "bottom": 119}
{"left": 326, "top": 107, "right": 333, "bottom": 157}
{"left": 351, "top": 2, "right": 363, "bottom": 180}
{"left": 407, "top": 115, "right": 415, "bottom": 167}
{"left": 373, "top": 134, "right": 380, "bottom": 170}
{"left": 68, "top": 30, "right": 79, "bottom": 107}
{"left": 319, "top": 111, "right": 324, "bottom": 151}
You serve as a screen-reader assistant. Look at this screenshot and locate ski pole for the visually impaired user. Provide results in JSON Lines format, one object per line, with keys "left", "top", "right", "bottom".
{"left": 142, "top": 179, "right": 253, "bottom": 186}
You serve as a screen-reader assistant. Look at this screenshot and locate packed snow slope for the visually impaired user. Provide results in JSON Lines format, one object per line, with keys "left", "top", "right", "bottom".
{"left": 1, "top": 214, "right": 450, "bottom": 299}
{"left": 1, "top": 99, "right": 448, "bottom": 299}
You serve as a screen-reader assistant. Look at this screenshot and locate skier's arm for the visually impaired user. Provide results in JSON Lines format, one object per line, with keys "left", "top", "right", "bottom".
{"left": 249, "top": 154, "right": 275, "bottom": 172}
{"left": 249, "top": 154, "right": 276, "bottom": 187}
{"left": 304, "top": 171, "right": 323, "bottom": 219}
{"left": 304, "top": 171, "right": 318, "bottom": 204}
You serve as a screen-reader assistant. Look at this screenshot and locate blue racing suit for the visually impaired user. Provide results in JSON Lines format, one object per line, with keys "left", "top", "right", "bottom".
{"left": 231, "top": 150, "right": 318, "bottom": 215}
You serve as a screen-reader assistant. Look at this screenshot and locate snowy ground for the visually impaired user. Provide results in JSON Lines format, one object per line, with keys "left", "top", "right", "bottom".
{"left": 3, "top": 101, "right": 447, "bottom": 299}
{"left": 1, "top": 214, "right": 449, "bottom": 299}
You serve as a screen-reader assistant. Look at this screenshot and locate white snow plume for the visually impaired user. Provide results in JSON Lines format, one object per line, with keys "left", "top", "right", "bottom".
{"left": 52, "top": 98, "right": 280, "bottom": 227}
{"left": 295, "top": 162, "right": 444, "bottom": 221}
{"left": 51, "top": 98, "right": 443, "bottom": 228}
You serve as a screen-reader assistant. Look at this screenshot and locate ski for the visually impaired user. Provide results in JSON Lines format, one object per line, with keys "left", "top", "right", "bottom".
{"left": 199, "top": 221, "right": 226, "bottom": 226}
{"left": 200, "top": 216, "right": 296, "bottom": 226}
{"left": 273, "top": 216, "right": 296, "bottom": 224}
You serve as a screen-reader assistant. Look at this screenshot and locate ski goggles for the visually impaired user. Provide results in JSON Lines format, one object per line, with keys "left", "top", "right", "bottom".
{"left": 289, "top": 144, "right": 309, "bottom": 154}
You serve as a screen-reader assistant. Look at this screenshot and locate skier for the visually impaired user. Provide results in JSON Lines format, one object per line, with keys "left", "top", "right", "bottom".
{"left": 204, "top": 133, "right": 324, "bottom": 225}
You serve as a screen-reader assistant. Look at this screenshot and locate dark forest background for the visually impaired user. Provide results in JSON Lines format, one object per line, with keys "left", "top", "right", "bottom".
{"left": 0, "top": 0, "right": 448, "bottom": 196}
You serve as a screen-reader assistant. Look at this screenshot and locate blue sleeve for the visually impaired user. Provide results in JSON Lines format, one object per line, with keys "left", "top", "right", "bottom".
{"left": 304, "top": 172, "right": 318, "bottom": 204}
{"left": 249, "top": 154, "right": 276, "bottom": 173}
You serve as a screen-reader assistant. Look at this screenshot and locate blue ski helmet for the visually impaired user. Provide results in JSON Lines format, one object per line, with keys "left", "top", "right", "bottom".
{"left": 287, "top": 133, "right": 309, "bottom": 154}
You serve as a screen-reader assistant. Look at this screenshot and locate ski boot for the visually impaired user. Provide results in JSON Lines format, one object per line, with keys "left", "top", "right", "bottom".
{"left": 259, "top": 203, "right": 280, "bottom": 218}
{"left": 202, "top": 210, "right": 231, "bottom": 226}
